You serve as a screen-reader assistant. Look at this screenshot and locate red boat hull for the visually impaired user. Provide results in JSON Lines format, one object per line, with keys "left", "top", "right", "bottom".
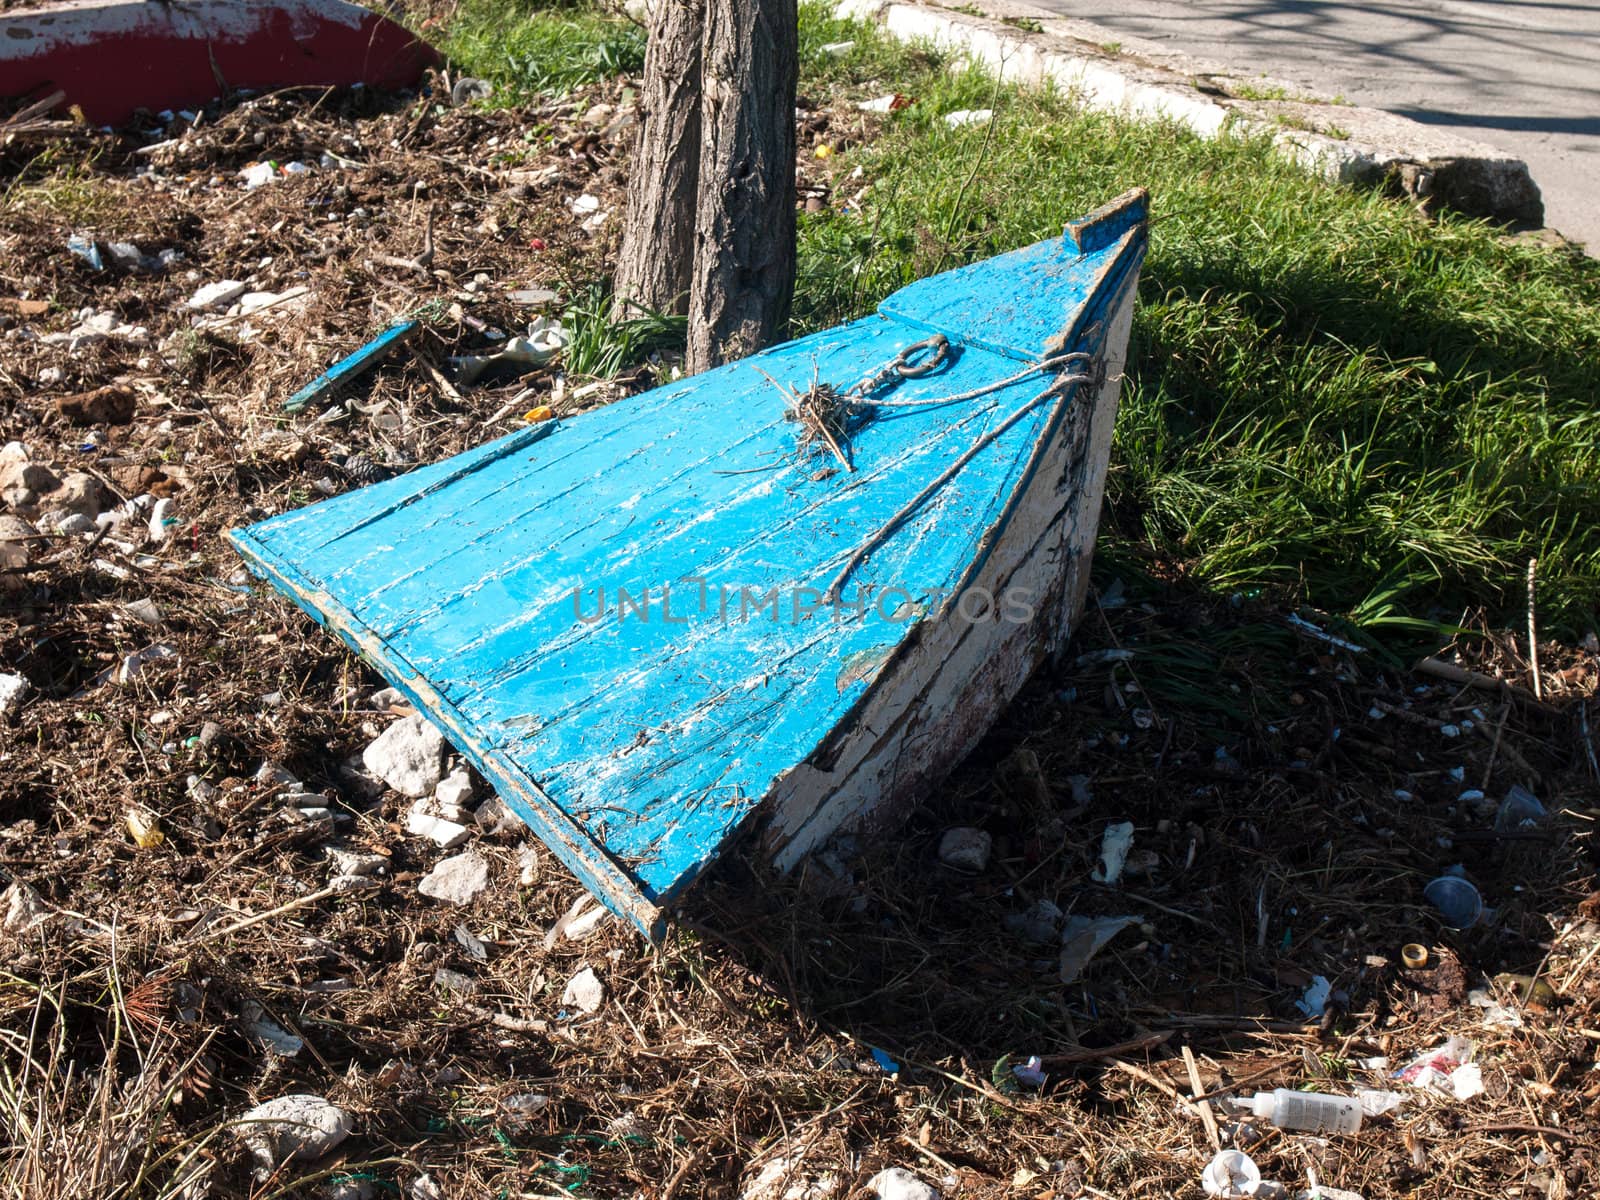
{"left": 1, "top": 0, "right": 439, "bottom": 124}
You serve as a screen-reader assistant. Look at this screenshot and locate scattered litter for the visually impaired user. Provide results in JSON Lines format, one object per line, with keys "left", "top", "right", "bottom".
{"left": 148, "top": 497, "right": 177, "bottom": 543}
{"left": 1401, "top": 943, "right": 1428, "bottom": 969}
{"left": 1354, "top": 1088, "right": 1404, "bottom": 1117}
{"left": 126, "top": 806, "right": 164, "bottom": 848}
{"left": 1247, "top": 1089, "right": 1362, "bottom": 1134}
{"left": 1492, "top": 971, "right": 1557, "bottom": 1007}
{"left": 820, "top": 40, "right": 855, "bottom": 54}
{"left": 506, "top": 287, "right": 560, "bottom": 306}
{"left": 102, "top": 643, "right": 178, "bottom": 687}
{"left": 241, "top": 1002, "right": 305, "bottom": 1056}
{"left": 1296, "top": 1188, "right": 1364, "bottom": 1200}
{"left": 1284, "top": 612, "right": 1365, "bottom": 653}
{"left": 867, "top": 1168, "right": 938, "bottom": 1200}
{"left": 943, "top": 109, "right": 993, "bottom": 127}
{"left": 1075, "top": 648, "right": 1134, "bottom": 666}
{"left": 1493, "top": 784, "right": 1546, "bottom": 833}
{"left": 67, "top": 234, "right": 105, "bottom": 271}
{"left": 1058, "top": 914, "right": 1139, "bottom": 984}
{"left": 1295, "top": 975, "right": 1332, "bottom": 1017}
{"left": 237, "top": 1094, "right": 350, "bottom": 1169}
{"left": 562, "top": 965, "right": 605, "bottom": 1013}
{"left": 285, "top": 320, "right": 418, "bottom": 414}
{"left": 1011, "top": 1055, "right": 1046, "bottom": 1088}
{"left": 451, "top": 77, "right": 493, "bottom": 105}
{"left": 501, "top": 1093, "right": 551, "bottom": 1127}
{"left": 364, "top": 713, "right": 447, "bottom": 797}
{"left": 936, "top": 826, "right": 991, "bottom": 872}
{"left": 450, "top": 317, "right": 567, "bottom": 384}
{"left": 1467, "top": 988, "right": 1523, "bottom": 1029}
{"left": 870, "top": 1047, "right": 900, "bottom": 1074}
{"left": 1090, "top": 821, "right": 1135, "bottom": 883}
{"left": 858, "top": 94, "right": 913, "bottom": 112}
{"left": 1395, "top": 1036, "right": 1478, "bottom": 1098}
{"left": 1201, "top": 1149, "right": 1261, "bottom": 1198}
{"left": 418, "top": 849, "right": 490, "bottom": 905}
{"left": 1423, "top": 875, "right": 1483, "bottom": 929}
{"left": 564, "top": 903, "right": 610, "bottom": 941}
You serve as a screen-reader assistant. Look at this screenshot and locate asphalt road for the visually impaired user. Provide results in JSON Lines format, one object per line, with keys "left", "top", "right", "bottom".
{"left": 1025, "top": 0, "right": 1600, "bottom": 249}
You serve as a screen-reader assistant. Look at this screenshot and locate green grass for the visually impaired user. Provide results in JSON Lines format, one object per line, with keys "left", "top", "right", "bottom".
{"left": 788, "top": 5, "right": 1600, "bottom": 638}
{"left": 438, "top": 0, "right": 646, "bottom": 100}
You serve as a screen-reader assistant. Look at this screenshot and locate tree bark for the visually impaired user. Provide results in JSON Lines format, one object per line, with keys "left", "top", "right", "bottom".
{"left": 612, "top": 0, "right": 705, "bottom": 318}
{"left": 686, "top": 0, "right": 797, "bottom": 373}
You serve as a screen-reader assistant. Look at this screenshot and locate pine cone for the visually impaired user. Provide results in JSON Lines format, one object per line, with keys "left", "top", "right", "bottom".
{"left": 342, "top": 452, "right": 391, "bottom": 485}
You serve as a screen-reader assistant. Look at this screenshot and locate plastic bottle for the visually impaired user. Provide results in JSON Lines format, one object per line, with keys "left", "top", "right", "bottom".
{"left": 1249, "top": 1089, "right": 1363, "bottom": 1134}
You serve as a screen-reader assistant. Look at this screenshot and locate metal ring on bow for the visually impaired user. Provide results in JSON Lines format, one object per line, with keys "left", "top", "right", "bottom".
{"left": 892, "top": 335, "right": 950, "bottom": 378}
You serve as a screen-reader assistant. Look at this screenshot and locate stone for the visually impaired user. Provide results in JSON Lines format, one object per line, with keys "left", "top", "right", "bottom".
{"left": 1003, "top": 898, "right": 1064, "bottom": 944}
{"left": 0, "top": 516, "right": 43, "bottom": 570}
{"left": 937, "top": 827, "right": 992, "bottom": 872}
{"left": 52, "top": 473, "right": 104, "bottom": 519}
{"left": 868, "top": 1169, "right": 938, "bottom": 1200}
{"left": 0, "top": 458, "right": 57, "bottom": 496}
{"left": 418, "top": 849, "right": 489, "bottom": 905}
{"left": 561, "top": 965, "right": 605, "bottom": 1013}
{"left": 187, "top": 280, "right": 249, "bottom": 310}
{"left": 56, "top": 384, "right": 137, "bottom": 425}
{"left": 0, "top": 673, "right": 28, "bottom": 718}
{"left": 49, "top": 512, "right": 93, "bottom": 536}
{"left": 435, "top": 768, "right": 474, "bottom": 809}
{"left": 363, "top": 714, "right": 446, "bottom": 797}
{"left": 405, "top": 800, "right": 471, "bottom": 849}
{"left": 237, "top": 1094, "right": 351, "bottom": 1168}
{"left": 328, "top": 848, "right": 387, "bottom": 877}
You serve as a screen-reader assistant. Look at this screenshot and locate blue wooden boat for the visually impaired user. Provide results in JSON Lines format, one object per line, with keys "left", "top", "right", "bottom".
{"left": 229, "top": 189, "right": 1149, "bottom": 938}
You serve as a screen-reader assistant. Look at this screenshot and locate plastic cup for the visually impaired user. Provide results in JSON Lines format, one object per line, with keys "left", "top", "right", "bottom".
{"left": 1423, "top": 876, "right": 1483, "bottom": 929}
{"left": 1202, "top": 1150, "right": 1261, "bottom": 1198}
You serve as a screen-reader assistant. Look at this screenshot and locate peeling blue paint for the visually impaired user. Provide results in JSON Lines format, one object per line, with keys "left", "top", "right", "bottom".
{"left": 229, "top": 192, "right": 1149, "bottom": 937}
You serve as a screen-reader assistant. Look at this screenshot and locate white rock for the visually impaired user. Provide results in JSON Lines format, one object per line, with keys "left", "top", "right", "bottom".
{"left": 937, "top": 826, "right": 992, "bottom": 872}
{"left": 51, "top": 512, "right": 94, "bottom": 536}
{"left": 565, "top": 904, "right": 610, "bottom": 941}
{"left": 418, "top": 849, "right": 489, "bottom": 905}
{"left": 867, "top": 1168, "right": 938, "bottom": 1200}
{"left": 0, "top": 672, "right": 28, "bottom": 718}
{"left": 369, "top": 686, "right": 409, "bottom": 711}
{"left": 364, "top": 715, "right": 446, "bottom": 797}
{"left": 435, "top": 768, "right": 474, "bottom": 809}
{"left": 237, "top": 1094, "right": 350, "bottom": 1167}
{"left": 744, "top": 1154, "right": 841, "bottom": 1200}
{"left": 187, "top": 280, "right": 248, "bottom": 310}
{"left": 328, "top": 848, "right": 387, "bottom": 877}
{"left": 562, "top": 965, "right": 605, "bottom": 1013}
{"left": 406, "top": 800, "right": 471, "bottom": 849}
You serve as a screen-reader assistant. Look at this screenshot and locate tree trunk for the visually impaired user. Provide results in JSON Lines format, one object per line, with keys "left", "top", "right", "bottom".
{"left": 686, "top": 0, "right": 797, "bottom": 373}
{"left": 612, "top": 0, "right": 705, "bottom": 318}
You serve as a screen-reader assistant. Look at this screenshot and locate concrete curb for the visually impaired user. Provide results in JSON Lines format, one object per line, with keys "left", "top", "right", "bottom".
{"left": 836, "top": 0, "right": 1543, "bottom": 226}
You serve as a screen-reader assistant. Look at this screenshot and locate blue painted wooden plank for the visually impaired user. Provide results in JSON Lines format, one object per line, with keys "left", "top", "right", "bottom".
{"left": 230, "top": 193, "right": 1149, "bottom": 935}
{"left": 284, "top": 319, "right": 419, "bottom": 413}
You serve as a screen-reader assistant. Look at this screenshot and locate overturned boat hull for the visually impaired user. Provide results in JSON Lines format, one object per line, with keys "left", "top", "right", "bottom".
{"left": 230, "top": 190, "right": 1150, "bottom": 938}
{"left": 1, "top": 0, "right": 438, "bottom": 125}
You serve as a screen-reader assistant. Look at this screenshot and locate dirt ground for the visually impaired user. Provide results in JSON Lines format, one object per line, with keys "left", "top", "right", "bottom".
{"left": 2, "top": 72, "right": 1598, "bottom": 1200}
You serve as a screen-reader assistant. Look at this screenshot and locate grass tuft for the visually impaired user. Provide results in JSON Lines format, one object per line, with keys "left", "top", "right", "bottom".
{"left": 439, "top": 0, "right": 646, "bottom": 100}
